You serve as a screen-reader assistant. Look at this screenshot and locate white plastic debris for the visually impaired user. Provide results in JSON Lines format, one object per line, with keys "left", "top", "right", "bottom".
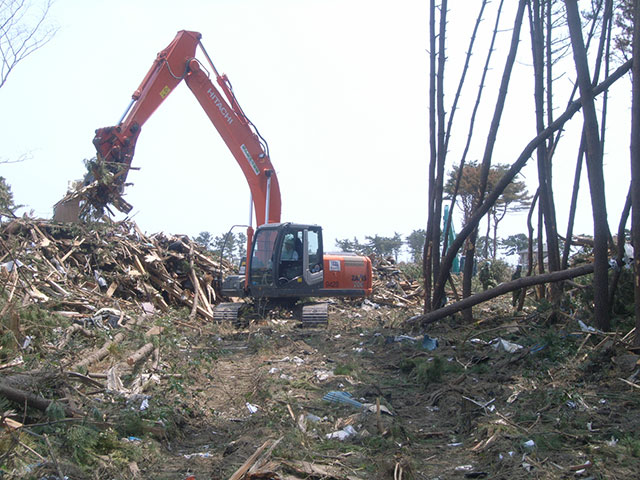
{"left": 361, "top": 299, "right": 380, "bottom": 311}
{"left": 454, "top": 465, "right": 473, "bottom": 472}
{"left": 183, "top": 451, "right": 212, "bottom": 459}
{"left": 491, "top": 338, "right": 523, "bottom": 353}
{"left": 21, "top": 336, "right": 33, "bottom": 350}
{"left": 245, "top": 402, "right": 259, "bottom": 414}
{"left": 315, "top": 370, "right": 333, "bottom": 381}
{"left": 522, "top": 462, "right": 534, "bottom": 472}
{"left": 578, "top": 320, "right": 601, "bottom": 334}
{"left": 325, "top": 424, "right": 357, "bottom": 441}
{"left": 1, "top": 260, "right": 25, "bottom": 272}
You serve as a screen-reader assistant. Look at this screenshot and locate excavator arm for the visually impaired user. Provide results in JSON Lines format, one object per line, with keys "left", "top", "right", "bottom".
{"left": 92, "top": 30, "right": 281, "bottom": 228}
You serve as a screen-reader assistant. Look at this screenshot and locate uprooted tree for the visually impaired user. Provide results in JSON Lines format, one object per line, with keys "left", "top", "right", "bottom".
{"left": 420, "top": 0, "right": 639, "bottom": 343}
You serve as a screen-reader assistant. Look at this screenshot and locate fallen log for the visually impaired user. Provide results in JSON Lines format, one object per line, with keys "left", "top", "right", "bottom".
{"left": 0, "top": 383, "right": 77, "bottom": 417}
{"left": 70, "top": 332, "right": 126, "bottom": 371}
{"left": 126, "top": 343, "right": 155, "bottom": 366}
{"left": 409, "top": 263, "right": 595, "bottom": 326}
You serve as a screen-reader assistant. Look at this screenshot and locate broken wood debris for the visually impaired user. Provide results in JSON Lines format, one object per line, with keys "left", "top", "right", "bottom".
{"left": 0, "top": 217, "right": 234, "bottom": 323}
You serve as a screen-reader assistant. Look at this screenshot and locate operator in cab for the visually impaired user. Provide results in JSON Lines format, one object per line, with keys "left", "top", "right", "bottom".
{"left": 281, "top": 234, "right": 299, "bottom": 260}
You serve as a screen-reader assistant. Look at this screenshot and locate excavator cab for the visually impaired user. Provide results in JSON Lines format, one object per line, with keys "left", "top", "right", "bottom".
{"left": 217, "top": 221, "right": 371, "bottom": 324}
{"left": 247, "top": 223, "right": 324, "bottom": 297}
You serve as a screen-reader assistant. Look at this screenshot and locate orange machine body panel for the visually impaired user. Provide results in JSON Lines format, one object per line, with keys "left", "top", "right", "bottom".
{"left": 322, "top": 254, "right": 373, "bottom": 296}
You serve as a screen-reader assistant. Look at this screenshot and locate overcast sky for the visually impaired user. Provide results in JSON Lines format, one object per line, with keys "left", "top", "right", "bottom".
{"left": 1, "top": 0, "right": 633, "bottom": 257}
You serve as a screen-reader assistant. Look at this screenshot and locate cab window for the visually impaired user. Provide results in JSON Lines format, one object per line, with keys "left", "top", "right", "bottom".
{"left": 250, "top": 229, "right": 277, "bottom": 286}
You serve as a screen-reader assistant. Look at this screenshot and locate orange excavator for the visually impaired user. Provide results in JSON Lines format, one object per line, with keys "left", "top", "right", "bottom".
{"left": 90, "top": 30, "right": 372, "bottom": 324}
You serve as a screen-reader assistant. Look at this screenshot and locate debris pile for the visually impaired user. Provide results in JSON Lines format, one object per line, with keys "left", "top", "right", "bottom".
{"left": 370, "top": 257, "right": 422, "bottom": 307}
{"left": 0, "top": 217, "right": 233, "bottom": 323}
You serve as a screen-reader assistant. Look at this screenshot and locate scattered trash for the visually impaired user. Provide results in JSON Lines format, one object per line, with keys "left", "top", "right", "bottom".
{"left": 183, "top": 451, "right": 212, "bottom": 459}
{"left": 529, "top": 343, "right": 546, "bottom": 354}
{"left": 94, "top": 269, "right": 108, "bottom": 287}
{"left": 326, "top": 424, "right": 357, "bottom": 441}
{"left": 125, "top": 436, "right": 142, "bottom": 443}
{"left": 0, "top": 259, "right": 26, "bottom": 272}
{"left": 448, "top": 442, "right": 463, "bottom": 447}
{"left": 305, "top": 413, "right": 323, "bottom": 423}
{"left": 141, "top": 302, "right": 155, "bottom": 315}
{"left": 578, "top": 320, "right": 601, "bottom": 334}
{"left": 315, "top": 370, "right": 334, "bottom": 381}
{"left": 521, "top": 462, "right": 534, "bottom": 472}
{"left": 268, "top": 367, "right": 280, "bottom": 374}
{"left": 245, "top": 402, "right": 259, "bottom": 414}
{"left": 498, "top": 451, "right": 515, "bottom": 461}
{"left": 322, "top": 391, "right": 363, "bottom": 409}
{"left": 361, "top": 299, "right": 380, "bottom": 310}
{"left": 322, "top": 391, "right": 391, "bottom": 415}
{"left": 86, "top": 308, "right": 125, "bottom": 330}
{"left": 454, "top": 465, "right": 473, "bottom": 472}
{"left": 522, "top": 439, "right": 536, "bottom": 451}
{"left": 491, "top": 338, "right": 523, "bottom": 353}
{"left": 139, "top": 397, "right": 149, "bottom": 411}
{"left": 386, "top": 334, "right": 423, "bottom": 345}
{"left": 422, "top": 334, "right": 439, "bottom": 350}
{"left": 21, "top": 336, "right": 33, "bottom": 350}
{"left": 363, "top": 403, "right": 394, "bottom": 416}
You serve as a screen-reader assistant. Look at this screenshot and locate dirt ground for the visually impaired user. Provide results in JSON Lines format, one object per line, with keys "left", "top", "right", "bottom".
{"left": 3, "top": 295, "right": 637, "bottom": 480}
{"left": 0, "top": 217, "right": 639, "bottom": 479}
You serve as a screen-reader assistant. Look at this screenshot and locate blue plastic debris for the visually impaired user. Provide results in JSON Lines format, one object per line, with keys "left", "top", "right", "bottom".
{"left": 529, "top": 344, "right": 546, "bottom": 354}
{"left": 422, "top": 334, "right": 439, "bottom": 350}
{"left": 322, "top": 391, "right": 364, "bottom": 409}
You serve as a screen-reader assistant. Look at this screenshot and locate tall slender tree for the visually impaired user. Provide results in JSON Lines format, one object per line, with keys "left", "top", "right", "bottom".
{"left": 565, "top": 0, "right": 611, "bottom": 331}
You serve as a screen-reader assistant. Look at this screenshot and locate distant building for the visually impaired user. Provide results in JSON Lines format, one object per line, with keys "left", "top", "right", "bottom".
{"left": 518, "top": 243, "right": 548, "bottom": 270}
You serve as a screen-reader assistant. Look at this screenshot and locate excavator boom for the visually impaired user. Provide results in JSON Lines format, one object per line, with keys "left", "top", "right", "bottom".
{"left": 92, "top": 30, "right": 281, "bottom": 227}
{"left": 72, "top": 30, "right": 372, "bottom": 325}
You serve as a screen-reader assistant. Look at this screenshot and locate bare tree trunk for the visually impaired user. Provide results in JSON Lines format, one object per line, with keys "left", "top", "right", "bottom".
{"left": 422, "top": 0, "right": 438, "bottom": 313}
{"left": 565, "top": 0, "right": 610, "bottom": 331}
{"left": 530, "top": 0, "right": 561, "bottom": 304}
{"left": 431, "top": 0, "right": 449, "bottom": 303}
{"left": 562, "top": 138, "right": 585, "bottom": 269}
{"left": 631, "top": 0, "right": 640, "bottom": 346}
{"left": 442, "top": 0, "right": 499, "bottom": 272}
{"left": 462, "top": 0, "right": 527, "bottom": 322}
{"left": 608, "top": 186, "right": 632, "bottom": 310}
{"left": 520, "top": 190, "right": 540, "bottom": 310}
{"left": 483, "top": 213, "right": 491, "bottom": 259}
{"left": 431, "top": 59, "right": 631, "bottom": 309}
{"left": 562, "top": 0, "right": 612, "bottom": 270}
